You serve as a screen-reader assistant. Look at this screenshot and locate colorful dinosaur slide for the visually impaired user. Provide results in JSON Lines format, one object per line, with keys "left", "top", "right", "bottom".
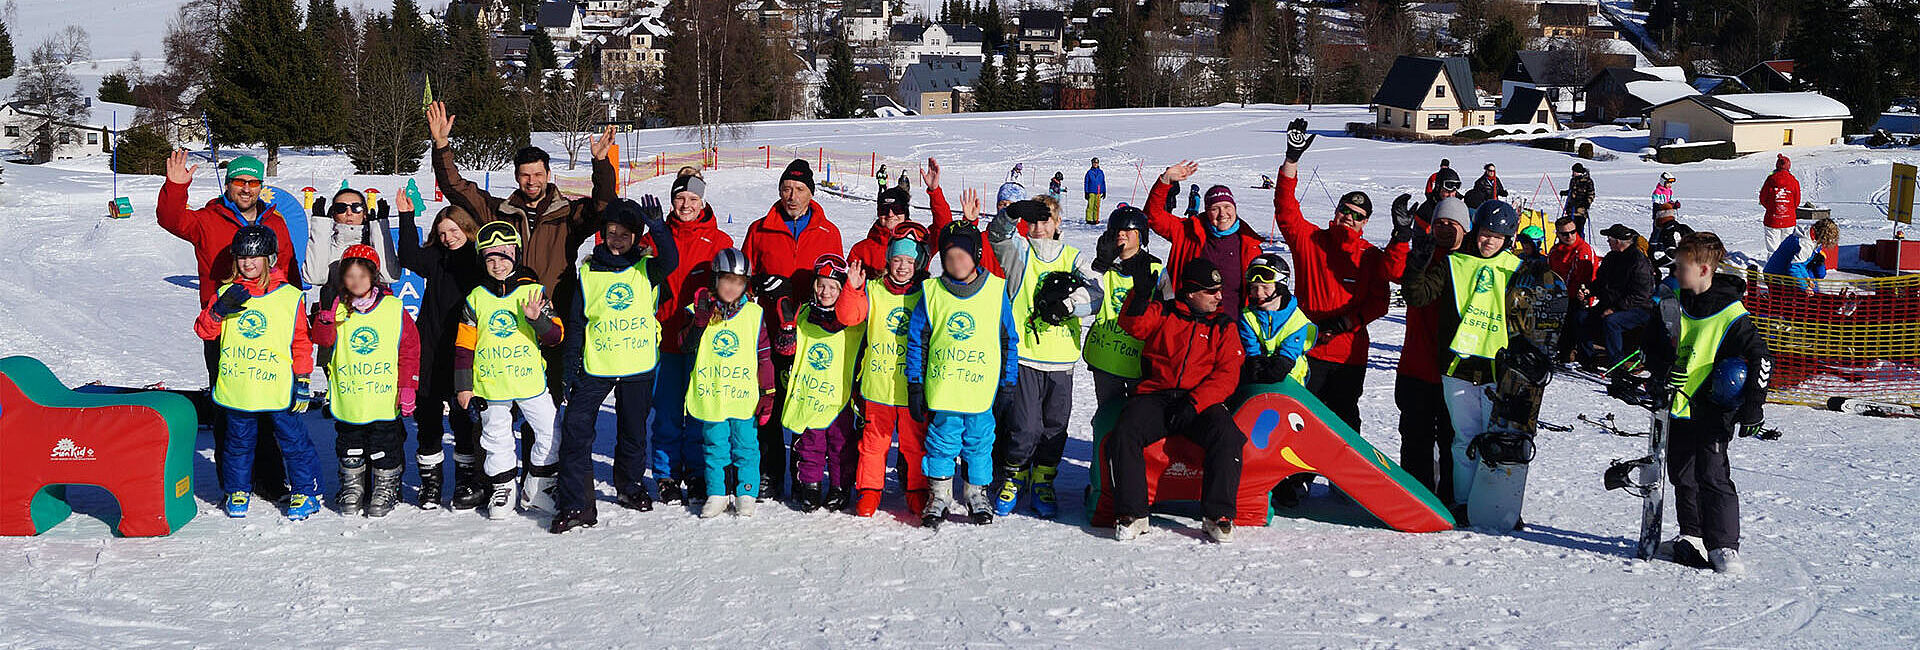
{"left": 0, "top": 356, "right": 199, "bottom": 536}
{"left": 1089, "top": 380, "right": 1455, "bottom": 532}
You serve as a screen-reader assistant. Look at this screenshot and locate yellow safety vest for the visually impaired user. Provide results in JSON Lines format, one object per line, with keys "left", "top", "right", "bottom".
{"left": 1669, "top": 303, "right": 1749, "bottom": 420}
{"left": 860, "top": 279, "right": 921, "bottom": 407}
{"left": 1011, "top": 245, "right": 1084, "bottom": 364}
{"left": 327, "top": 298, "right": 403, "bottom": 424}
{"left": 467, "top": 284, "right": 548, "bottom": 401}
{"left": 782, "top": 304, "right": 863, "bottom": 430}
{"left": 921, "top": 275, "right": 1006, "bottom": 414}
{"left": 1447, "top": 251, "right": 1521, "bottom": 369}
{"left": 686, "top": 302, "right": 764, "bottom": 422}
{"left": 579, "top": 264, "right": 660, "bottom": 377}
{"left": 1242, "top": 306, "right": 1317, "bottom": 384}
{"left": 213, "top": 283, "right": 304, "bottom": 412}
{"left": 1083, "top": 263, "right": 1159, "bottom": 379}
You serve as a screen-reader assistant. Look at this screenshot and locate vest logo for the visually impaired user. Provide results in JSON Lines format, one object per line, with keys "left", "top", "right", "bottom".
{"left": 488, "top": 309, "right": 519, "bottom": 338}
{"left": 1472, "top": 266, "right": 1496, "bottom": 295}
{"left": 1110, "top": 287, "right": 1129, "bottom": 311}
{"left": 348, "top": 326, "right": 380, "bottom": 355}
{"left": 50, "top": 438, "right": 95, "bottom": 462}
{"left": 713, "top": 330, "right": 741, "bottom": 358}
{"left": 945, "top": 312, "right": 977, "bottom": 341}
{"left": 885, "top": 307, "right": 910, "bottom": 336}
{"left": 805, "top": 342, "right": 834, "bottom": 371}
{"left": 605, "top": 282, "right": 635, "bottom": 311}
{"left": 237, "top": 310, "right": 269, "bottom": 339}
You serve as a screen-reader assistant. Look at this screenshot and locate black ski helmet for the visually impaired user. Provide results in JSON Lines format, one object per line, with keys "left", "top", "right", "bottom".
{"left": 1472, "top": 200, "right": 1520, "bottom": 237}
{"left": 230, "top": 225, "right": 278, "bottom": 258}
{"left": 1246, "top": 253, "right": 1290, "bottom": 285}
{"left": 1107, "top": 205, "right": 1150, "bottom": 235}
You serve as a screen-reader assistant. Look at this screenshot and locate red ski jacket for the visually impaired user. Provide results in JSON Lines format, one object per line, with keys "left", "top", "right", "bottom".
{"left": 1120, "top": 295, "right": 1245, "bottom": 412}
{"left": 158, "top": 180, "right": 301, "bottom": 306}
{"left": 1272, "top": 175, "right": 1409, "bottom": 366}
{"left": 1549, "top": 237, "right": 1600, "bottom": 307}
{"left": 742, "top": 200, "right": 844, "bottom": 302}
{"left": 1761, "top": 164, "right": 1801, "bottom": 229}
{"left": 643, "top": 205, "right": 734, "bottom": 353}
{"left": 1145, "top": 180, "right": 1267, "bottom": 308}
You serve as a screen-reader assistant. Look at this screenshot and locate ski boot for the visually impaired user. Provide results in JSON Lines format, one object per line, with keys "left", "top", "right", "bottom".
{"left": 617, "top": 485, "right": 654, "bottom": 512}
{"left": 449, "top": 455, "right": 488, "bottom": 510}
{"left": 993, "top": 466, "right": 1029, "bottom": 517}
{"left": 416, "top": 456, "right": 443, "bottom": 510}
{"left": 549, "top": 509, "right": 598, "bottom": 533}
{"left": 286, "top": 494, "right": 321, "bottom": 521}
{"left": 519, "top": 464, "right": 559, "bottom": 514}
{"left": 686, "top": 476, "right": 709, "bottom": 504}
{"left": 793, "top": 481, "right": 825, "bottom": 513}
{"left": 367, "top": 465, "right": 403, "bottom": 518}
{"left": 336, "top": 456, "right": 369, "bottom": 516}
{"left": 484, "top": 482, "right": 516, "bottom": 520}
{"left": 854, "top": 489, "right": 883, "bottom": 518}
{"left": 1203, "top": 516, "right": 1235, "bottom": 543}
{"left": 1709, "top": 548, "right": 1746, "bottom": 575}
{"left": 1663, "top": 535, "right": 1712, "bottom": 569}
{"left": 734, "top": 494, "right": 758, "bottom": 517}
{"left": 904, "top": 489, "right": 929, "bottom": 517}
{"left": 1113, "top": 516, "right": 1148, "bottom": 541}
{"left": 921, "top": 478, "right": 953, "bottom": 529}
{"left": 656, "top": 478, "right": 685, "bottom": 506}
{"left": 759, "top": 473, "right": 782, "bottom": 503}
{"left": 964, "top": 482, "right": 995, "bottom": 525}
{"left": 224, "top": 492, "right": 250, "bottom": 518}
{"left": 699, "top": 495, "right": 733, "bottom": 519}
{"left": 1029, "top": 465, "right": 1059, "bottom": 519}
{"left": 823, "top": 485, "right": 851, "bottom": 512}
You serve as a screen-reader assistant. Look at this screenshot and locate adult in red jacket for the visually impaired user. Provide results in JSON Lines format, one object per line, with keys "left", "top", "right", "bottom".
{"left": 1547, "top": 216, "right": 1600, "bottom": 363}
{"left": 1144, "top": 162, "right": 1267, "bottom": 311}
{"left": 1271, "top": 119, "right": 1409, "bottom": 430}
{"left": 1106, "top": 258, "right": 1247, "bottom": 542}
{"left": 921, "top": 158, "right": 1009, "bottom": 277}
{"left": 742, "top": 159, "right": 844, "bottom": 497}
{"left": 1760, "top": 154, "right": 1802, "bottom": 255}
{"left": 849, "top": 187, "right": 913, "bottom": 274}
{"left": 640, "top": 170, "right": 735, "bottom": 502}
{"left": 158, "top": 150, "right": 298, "bottom": 500}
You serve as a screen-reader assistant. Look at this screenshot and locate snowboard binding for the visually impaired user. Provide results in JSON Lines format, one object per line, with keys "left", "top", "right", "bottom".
{"left": 1603, "top": 456, "right": 1657, "bottom": 497}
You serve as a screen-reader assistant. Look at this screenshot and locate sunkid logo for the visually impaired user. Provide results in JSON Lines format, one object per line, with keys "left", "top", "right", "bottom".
{"left": 49, "top": 438, "right": 95, "bottom": 461}
{"left": 805, "top": 342, "right": 834, "bottom": 371}
{"left": 236, "top": 310, "right": 269, "bottom": 339}
{"left": 885, "top": 307, "right": 910, "bottom": 336}
{"left": 945, "top": 312, "right": 977, "bottom": 341}
{"left": 1471, "top": 266, "right": 1496, "bottom": 295}
{"left": 348, "top": 326, "right": 380, "bottom": 355}
{"left": 712, "top": 330, "right": 741, "bottom": 358}
{"left": 488, "top": 309, "right": 518, "bottom": 338}
{"left": 605, "top": 282, "right": 635, "bottom": 311}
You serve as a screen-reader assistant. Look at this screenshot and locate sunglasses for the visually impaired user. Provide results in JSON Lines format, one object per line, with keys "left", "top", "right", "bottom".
{"left": 330, "top": 203, "right": 367, "bottom": 215}
{"left": 1557, "top": 229, "right": 1578, "bottom": 236}
{"left": 226, "top": 178, "right": 263, "bottom": 190}
{"left": 1337, "top": 206, "right": 1369, "bottom": 220}
{"left": 1192, "top": 287, "right": 1222, "bottom": 296}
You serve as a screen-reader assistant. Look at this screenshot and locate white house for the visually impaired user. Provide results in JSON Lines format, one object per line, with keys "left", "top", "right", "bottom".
{"left": 843, "top": 0, "right": 891, "bottom": 43}
{"left": 1648, "top": 92, "right": 1850, "bottom": 153}
{"left": 1, "top": 98, "right": 148, "bottom": 162}
{"left": 886, "top": 23, "right": 984, "bottom": 74}
{"left": 1369, "top": 55, "right": 1495, "bottom": 136}
{"left": 537, "top": 1, "right": 585, "bottom": 42}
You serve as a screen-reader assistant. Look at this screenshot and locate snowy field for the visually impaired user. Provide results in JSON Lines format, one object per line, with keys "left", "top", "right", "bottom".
{"left": 4, "top": 104, "right": 1920, "bottom": 647}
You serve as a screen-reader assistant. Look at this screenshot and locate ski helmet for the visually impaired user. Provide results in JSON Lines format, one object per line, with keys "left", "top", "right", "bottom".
{"left": 712, "top": 248, "right": 750, "bottom": 278}
{"left": 1707, "top": 358, "right": 1748, "bottom": 410}
{"left": 812, "top": 253, "right": 850, "bottom": 286}
{"left": 1472, "top": 200, "right": 1520, "bottom": 237}
{"left": 230, "top": 225, "right": 278, "bottom": 258}
{"left": 341, "top": 244, "right": 381, "bottom": 273}
{"left": 1108, "top": 205, "right": 1150, "bottom": 234}
{"left": 1246, "top": 253, "right": 1290, "bottom": 285}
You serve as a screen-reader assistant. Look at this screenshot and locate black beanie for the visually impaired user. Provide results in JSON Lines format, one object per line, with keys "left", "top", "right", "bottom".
{"left": 1339, "top": 191, "right": 1373, "bottom": 218}
{"left": 781, "top": 159, "right": 815, "bottom": 193}
{"left": 939, "top": 222, "right": 982, "bottom": 265}
{"left": 879, "top": 187, "right": 911, "bottom": 215}
{"left": 1178, "top": 259, "right": 1225, "bottom": 294}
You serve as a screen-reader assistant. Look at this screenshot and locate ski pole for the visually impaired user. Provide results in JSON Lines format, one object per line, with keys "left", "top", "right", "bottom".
{"left": 1604, "top": 349, "right": 1644, "bottom": 377}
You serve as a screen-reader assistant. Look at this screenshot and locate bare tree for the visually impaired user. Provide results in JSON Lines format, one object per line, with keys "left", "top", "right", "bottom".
{"left": 9, "top": 39, "right": 87, "bottom": 163}
{"left": 542, "top": 75, "right": 606, "bottom": 169}
{"left": 55, "top": 25, "right": 90, "bottom": 66}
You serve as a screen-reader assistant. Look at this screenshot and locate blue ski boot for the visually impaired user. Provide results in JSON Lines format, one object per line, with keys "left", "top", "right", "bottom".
{"left": 993, "top": 466, "right": 1029, "bottom": 517}
{"left": 1030, "top": 465, "right": 1059, "bottom": 519}
{"left": 224, "top": 492, "right": 250, "bottom": 518}
{"left": 286, "top": 494, "right": 321, "bottom": 521}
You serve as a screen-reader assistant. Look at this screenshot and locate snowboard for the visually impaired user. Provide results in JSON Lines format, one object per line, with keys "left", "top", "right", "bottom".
{"left": 1464, "top": 260, "right": 1567, "bottom": 531}
{"left": 1634, "top": 409, "right": 1670, "bottom": 560}
{"left": 1826, "top": 396, "right": 1919, "bottom": 418}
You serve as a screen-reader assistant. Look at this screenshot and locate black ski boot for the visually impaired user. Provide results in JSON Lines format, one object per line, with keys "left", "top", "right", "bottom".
{"left": 794, "top": 482, "right": 825, "bottom": 512}
{"left": 549, "top": 509, "right": 598, "bottom": 534}
{"left": 822, "top": 485, "right": 851, "bottom": 512}
{"left": 656, "top": 478, "right": 685, "bottom": 505}
{"left": 416, "top": 459, "right": 443, "bottom": 510}
{"left": 617, "top": 485, "right": 654, "bottom": 512}
{"left": 336, "top": 456, "right": 369, "bottom": 516}
{"left": 685, "top": 476, "right": 708, "bottom": 504}
{"left": 367, "top": 466, "right": 402, "bottom": 517}
{"left": 448, "top": 455, "right": 488, "bottom": 510}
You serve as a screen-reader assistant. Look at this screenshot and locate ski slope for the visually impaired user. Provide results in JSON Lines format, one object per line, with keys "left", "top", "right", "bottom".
{"left": 4, "top": 105, "right": 1920, "bottom": 647}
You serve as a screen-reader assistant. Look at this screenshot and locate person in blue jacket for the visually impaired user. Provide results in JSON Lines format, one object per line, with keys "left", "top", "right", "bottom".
{"left": 1083, "top": 158, "right": 1107, "bottom": 225}
{"left": 1762, "top": 218, "right": 1837, "bottom": 291}
{"left": 1237, "top": 253, "right": 1319, "bottom": 506}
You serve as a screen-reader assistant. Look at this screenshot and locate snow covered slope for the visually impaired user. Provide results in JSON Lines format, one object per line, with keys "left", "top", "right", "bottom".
{"left": 3, "top": 105, "right": 1919, "bottom": 647}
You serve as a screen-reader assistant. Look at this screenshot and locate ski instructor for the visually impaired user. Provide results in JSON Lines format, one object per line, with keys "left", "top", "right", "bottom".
{"left": 159, "top": 149, "right": 302, "bottom": 502}
{"left": 426, "top": 100, "right": 621, "bottom": 399}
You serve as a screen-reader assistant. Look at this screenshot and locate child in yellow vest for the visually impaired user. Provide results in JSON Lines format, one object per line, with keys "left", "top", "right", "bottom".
{"left": 454, "top": 223, "right": 565, "bottom": 521}
{"left": 839, "top": 222, "right": 932, "bottom": 517}
{"left": 310, "top": 245, "right": 421, "bottom": 518}
{"left": 193, "top": 226, "right": 325, "bottom": 520}
{"left": 781, "top": 254, "right": 867, "bottom": 512}
{"left": 1238, "top": 253, "right": 1319, "bottom": 506}
{"left": 683, "top": 248, "right": 777, "bottom": 517}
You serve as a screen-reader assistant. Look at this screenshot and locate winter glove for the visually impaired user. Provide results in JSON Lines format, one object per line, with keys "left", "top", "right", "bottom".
{"left": 375, "top": 198, "right": 391, "bottom": 220}
{"left": 1738, "top": 420, "right": 1774, "bottom": 439}
{"left": 399, "top": 387, "right": 417, "bottom": 417}
{"left": 690, "top": 287, "right": 719, "bottom": 325}
{"left": 1091, "top": 230, "right": 1120, "bottom": 273}
{"left": 752, "top": 273, "right": 791, "bottom": 299}
{"left": 292, "top": 378, "right": 313, "bottom": 414}
{"left": 1036, "top": 293, "right": 1073, "bottom": 326}
{"left": 756, "top": 390, "right": 776, "bottom": 426}
{"left": 1163, "top": 390, "right": 1198, "bottom": 433}
{"left": 1118, "top": 251, "right": 1153, "bottom": 279}
{"left": 1244, "top": 354, "right": 1296, "bottom": 385}
{"left": 772, "top": 297, "right": 800, "bottom": 356}
{"left": 907, "top": 382, "right": 929, "bottom": 423}
{"left": 465, "top": 396, "right": 489, "bottom": 425}
{"left": 1314, "top": 315, "right": 1357, "bottom": 344}
{"left": 1404, "top": 233, "right": 1437, "bottom": 280}
{"left": 1390, "top": 193, "right": 1417, "bottom": 245}
{"left": 211, "top": 284, "right": 252, "bottom": 319}
{"left": 638, "top": 194, "right": 664, "bottom": 225}
{"left": 1284, "top": 118, "right": 1315, "bottom": 163}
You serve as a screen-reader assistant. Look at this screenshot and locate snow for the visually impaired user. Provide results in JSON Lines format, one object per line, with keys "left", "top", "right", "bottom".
{"left": 5, "top": 104, "right": 1920, "bottom": 646}
{"left": 1705, "top": 92, "right": 1855, "bottom": 121}
{"left": 1625, "top": 79, "right": 1700, "bottom": 107}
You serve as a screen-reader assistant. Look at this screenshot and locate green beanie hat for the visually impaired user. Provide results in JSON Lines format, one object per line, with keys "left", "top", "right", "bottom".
{"left": 225, "top": 156, "right": 265, "bottom": 181}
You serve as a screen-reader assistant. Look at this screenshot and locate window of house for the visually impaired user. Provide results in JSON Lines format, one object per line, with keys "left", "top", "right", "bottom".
{"left": 1537, "top": 110, "right": 1548, "bottom": 123}
{"left": 4, "top": 126, "right": 16, "bottom": 137}
{"left": 1402, "top": 112, "right": 1411, "bottom": 128}
{"left": 1783, "top": 128, "right": 1794, "bottom": 145}
{"left": 1380, "top": 108, "right": 1390, "bottom": 125}
{"left": 59, "top": 132, "right": 71, "bottom": 144}
{"left": 1478, "top": 114, "right": 1487, "bottom": 125}
{"left": 1427, "top": 113, "right": 1449, "bottom": 130}
{"left": 88, "top": 132, "right": 99, "bottom": 145}
{"left": 1435, "top": 85, "right": 1446, "bottom": 98}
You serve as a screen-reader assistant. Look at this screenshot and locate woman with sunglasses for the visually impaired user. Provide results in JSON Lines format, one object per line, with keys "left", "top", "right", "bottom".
{"left": 304, "top": 188, "right": 399, "bottom": 307}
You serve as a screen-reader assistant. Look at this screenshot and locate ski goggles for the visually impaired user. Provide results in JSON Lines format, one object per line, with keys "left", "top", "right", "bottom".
{"left": 1247, "top": 263, "right": 1289, "bottom": 285}
{"left": 812, "top": 254, "right": 850, "bottom": 281}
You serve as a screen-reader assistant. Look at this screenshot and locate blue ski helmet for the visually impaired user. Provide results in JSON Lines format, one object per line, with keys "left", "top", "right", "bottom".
{"left": 1707, "top": 358, "right": 1748, "bottom": 410}
{"left": 1472, "top": 200, "right": 1520, "bottom": 237}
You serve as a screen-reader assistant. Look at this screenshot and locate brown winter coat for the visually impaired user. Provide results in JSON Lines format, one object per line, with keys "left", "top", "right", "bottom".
{"left": 431, "top": 146, "right": 618, "bottom": 293}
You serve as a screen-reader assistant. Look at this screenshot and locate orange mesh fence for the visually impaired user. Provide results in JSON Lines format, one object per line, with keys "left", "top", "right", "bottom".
{"left": 550, "top": 145, "right": 917, "bottom": 198}
{"left": 1733, "top": 264, "right": 1920, "bottom": 408}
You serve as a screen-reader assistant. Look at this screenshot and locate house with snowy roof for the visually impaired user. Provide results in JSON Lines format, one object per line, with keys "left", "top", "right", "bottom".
{"left": 1369, "top": 55, "right": 1495, "bottom": 136}
{"left": 1737, "top": 60, "right": 1797, "bottom": 93}
{"left": 1647, "top": 92, "right": 1849, "bottom": 153}
{"left": 1581, "top": 66, "right": 1697, "bottom": 123}
{"left": 896, "top": 56, "right": 981, "bottom": 115}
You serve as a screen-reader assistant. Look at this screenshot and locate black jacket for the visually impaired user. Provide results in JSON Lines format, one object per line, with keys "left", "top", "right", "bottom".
{"left": 1594, "top": 247, "right": 1656, "bottom": 312}
{"left": 399, "top": 209, "right": 484, "bottom": 395}
{"left": 1566, "top": 175, "right": 1595, "bottom": 210}
{"left": 561, "top": 221, "right": 679, "bottom": 379}
{"left": 1648, "top": 274, "right": 1770, "bottom": 436}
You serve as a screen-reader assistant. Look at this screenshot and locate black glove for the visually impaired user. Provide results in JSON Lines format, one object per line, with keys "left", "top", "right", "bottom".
{"left": 375, "top": 198, "right": 390, "bottom": 220}
{"left": 639, "top": 194, "right": 664, "bottom": 222}
{"left": 1244, "top": 354, "right": 1295, "bottom": 385}
{"left": 465, "top": 396, "right": 489, "bottom": 425}
{"left": 211, "top": 284, "right": 252, "bottom": 319}
{"left": 1118, "top": 251, "right": 1152, "bottom": 279}
{"left": 1284, "top": 118, "right": 1315, "bottom": 163}
{"left": 752, "top": 273, "right": 790, "bottom": 299}
{"left": 310, "top": 196, "right": 328, "bottom": 219}
{"left": 1091, "top": 230, "right": 1120, "bottom": 273}
{"left": 1314, "top": 315, "right": 1356, "bottom": 343}
{"left": 1390, "top": 193, "right": 1417, "bottom": 244}
{"left": 1738, "top": 420, "right": 1770, "bottom": 439}
{"left": 1404, "top": 233, "right": 1436, "bottom": 279}
{"left": 908, "top": 382, "right": 929, "bottom": 423}
{"left": 1163, "top": 391, "right": 1198, "bottom": 432}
